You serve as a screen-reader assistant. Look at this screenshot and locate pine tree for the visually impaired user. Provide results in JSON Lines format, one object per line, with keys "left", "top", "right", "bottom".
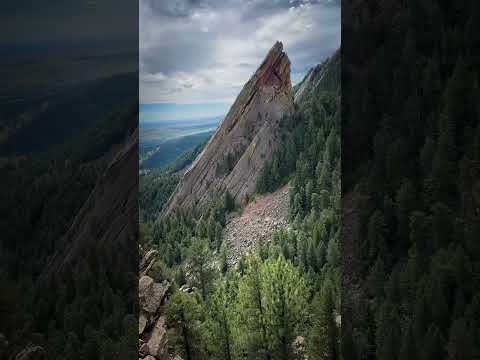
{"left": 235, "top": 255, "right": 270, "bottom": 360}
{"left": 396, "top": 179, "right": 416, "bottom": 252}
{"left": 206, "top": 279, "right": 236, "bottom": 360}
{"left": 64, "top": 332, "right": 81, "bottom": 360}
{"left": 307, "top": 281, "right": 338, "bottom": 360}
{"left": 375, "top": 302, "right": 400, "bottom": 360}
{"left": 431, "top": 202, "right": 452, "bottom": 249}
{"left": 186, "top": 239, "right": 215, "bottom": 300}
{"left": 367, "top": 210, "right": 387, "bottom": 260}
{"left": 399, "top": 324, "right": 417, "bottom": 360}
{"left": 430, "top": 278, "right": 449, "bottom": 332}
{"left": 430, "top": 115, "right": 456, "bottom": 204}
{"left": 224, "top": 191, "right": 235, "bottom": 212}
{"left": 167, "top": 291, "right": 204, "bottom": 360}
{"left": 261, "top": 256, "right": 308, "bottom": 359}
{"left": 367, "top": 257, "right": 385, "bottom": 299}
{"left": 422, "top": 325, "right": 444, "bottom": 360}
{"left": 446, "top": 318, "right": 473, "bottom": 360}
{"left": 420, "top": 137, "right": 435, "bottom": 178}
{"left": 409, "top": 211, "right": 430, "bottom": 266}
{"left": 326, "top": 236, "right": 340, "bottom": 267}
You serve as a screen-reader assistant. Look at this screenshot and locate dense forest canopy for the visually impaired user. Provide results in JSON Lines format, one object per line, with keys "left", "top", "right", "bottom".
{"left": 342, "top": 1, "right": 480, "bottom": 358}
{"left": 0, "top": 104, "right": 138, "bottom": 359}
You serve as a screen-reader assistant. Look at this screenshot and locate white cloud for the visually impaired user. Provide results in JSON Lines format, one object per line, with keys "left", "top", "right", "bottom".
{"left": 139, "top": 0, "right": 339, "bottom": 104}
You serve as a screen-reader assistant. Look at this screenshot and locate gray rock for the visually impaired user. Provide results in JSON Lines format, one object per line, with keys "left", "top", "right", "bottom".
{"left": 162, "top": 41, "right": 294, "bottom": 215}
{"left": 139, "top": 276, "right": 169, "bottom": 315}
{"left": 139, "top": 312, "right": 148, "bottom": 335}
{"left": 146, "top": 316, "right": 168, "bottom": 360}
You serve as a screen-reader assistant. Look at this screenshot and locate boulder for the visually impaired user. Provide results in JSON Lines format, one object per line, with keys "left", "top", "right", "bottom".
{"left": 139, "top": 276, "right": 169, "bottom": 315}
{"left": 146, "top": 316, "right": 168, "bottom": 360}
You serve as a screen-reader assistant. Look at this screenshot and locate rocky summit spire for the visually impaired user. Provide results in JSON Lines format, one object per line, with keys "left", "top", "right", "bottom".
{"left": 162, "top": 41, "right": 294, "bottom": 216}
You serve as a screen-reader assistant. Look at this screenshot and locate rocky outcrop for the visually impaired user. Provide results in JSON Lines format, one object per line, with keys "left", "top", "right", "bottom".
{"left": 294, "top": 49, "right": 340, "bottom": 104}
{"left": 143, "top": 316, "right": 168, "bottom": 360}
{"left": 140, "top": 248, "right": 159, "bottom": 276}
{"left": 162, "top": 41, "right": 294, "bottom": 215}
{"left": 139, "top": 276, "right": 169, "bottom": 332}
{"left": 139, "top": 252, "right": 171, "bottom": 360}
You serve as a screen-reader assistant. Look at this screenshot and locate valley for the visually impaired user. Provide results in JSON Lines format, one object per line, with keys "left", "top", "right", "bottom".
{"left": 139, "top": 42, "right": 341, "bottom": 360}
{"left": 139, "top": 116, "right": 221, "bottom": 170}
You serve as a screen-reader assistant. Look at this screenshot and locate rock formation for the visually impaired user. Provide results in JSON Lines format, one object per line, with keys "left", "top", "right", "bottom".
{"left": 294, "top": 48, "right": 340, "bottom": 104}
{"left": 40, "top": 125, "right": 138, "bottom": 281}
{"left": 139, "top": 249, "right": 171, "bottom": 360}
{"left": 162, "top": 41, "right": 294, "bottom": 215}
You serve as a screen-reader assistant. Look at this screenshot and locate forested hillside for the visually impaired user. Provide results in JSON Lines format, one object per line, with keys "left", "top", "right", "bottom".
{"left": 342, "top": 1, "right": 480, "bottom": 358}
{"left": 0, "top": 105, "right": 138, "bottom": 359}
{"left": 139, "top": 138, "right": 209, "bottom": 222}
{"left": 139, "top": 49, "right": 341, "bottom": 360}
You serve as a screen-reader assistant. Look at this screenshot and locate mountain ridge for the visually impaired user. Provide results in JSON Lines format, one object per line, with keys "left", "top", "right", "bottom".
{"left": 294, "top": 48, "right": 340, "bottom": 103}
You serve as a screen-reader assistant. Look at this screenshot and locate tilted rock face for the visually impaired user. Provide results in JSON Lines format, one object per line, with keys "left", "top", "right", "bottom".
{"left": 39, "top": 125, "right": 138, "bottom": 282}
{"left": 162, "top": 41, "right": 294, "bottom": 215}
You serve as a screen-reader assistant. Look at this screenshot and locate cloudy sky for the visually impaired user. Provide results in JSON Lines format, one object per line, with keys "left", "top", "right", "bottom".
{"left": 140, "top": 0, "right": 340, "bottom": 120}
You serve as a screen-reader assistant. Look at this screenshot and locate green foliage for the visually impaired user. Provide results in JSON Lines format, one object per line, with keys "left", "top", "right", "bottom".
{"left": 233, "top": 255, "right": 309, "bottom": 359}
{"left": 186, "top": 239, "right": 216, "bottom": 300}
{"left": 0, "top": 107, "right": 138, "bottom": 358}
{"left": 140, "top": 139, "right": 208, "bottom": 222}
{"left": 167, "top": 290, "right": 205, "bottom": 360}
{"left": 307, "top": 280, "right": 339, "bottom": 359}
{"left": 224, "top": 191, "right": 236, "bottom": 212}
{"left": 204, "top": 276, "right": 237, "bottom": 360}
{"left": 344, "top": 1, "right": 480, "bottom": 358}
{"left": 256, "top": 92, "right": 339, "bottom": 199}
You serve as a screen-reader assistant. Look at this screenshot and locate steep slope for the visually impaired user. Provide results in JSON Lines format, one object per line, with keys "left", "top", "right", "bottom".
{"left": 294, "top": 49, "right": 340, "bottom": 104}
{"left": 41, "top": 125, "right": 138, "bottom": 281}
{"left": 161, "top": 41, "right": 294, "bottom": 215}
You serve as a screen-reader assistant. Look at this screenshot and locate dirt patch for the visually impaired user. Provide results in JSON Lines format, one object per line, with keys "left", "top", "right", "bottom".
{"left": 225, "top": 185, "right": 290, "bottom": 263}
